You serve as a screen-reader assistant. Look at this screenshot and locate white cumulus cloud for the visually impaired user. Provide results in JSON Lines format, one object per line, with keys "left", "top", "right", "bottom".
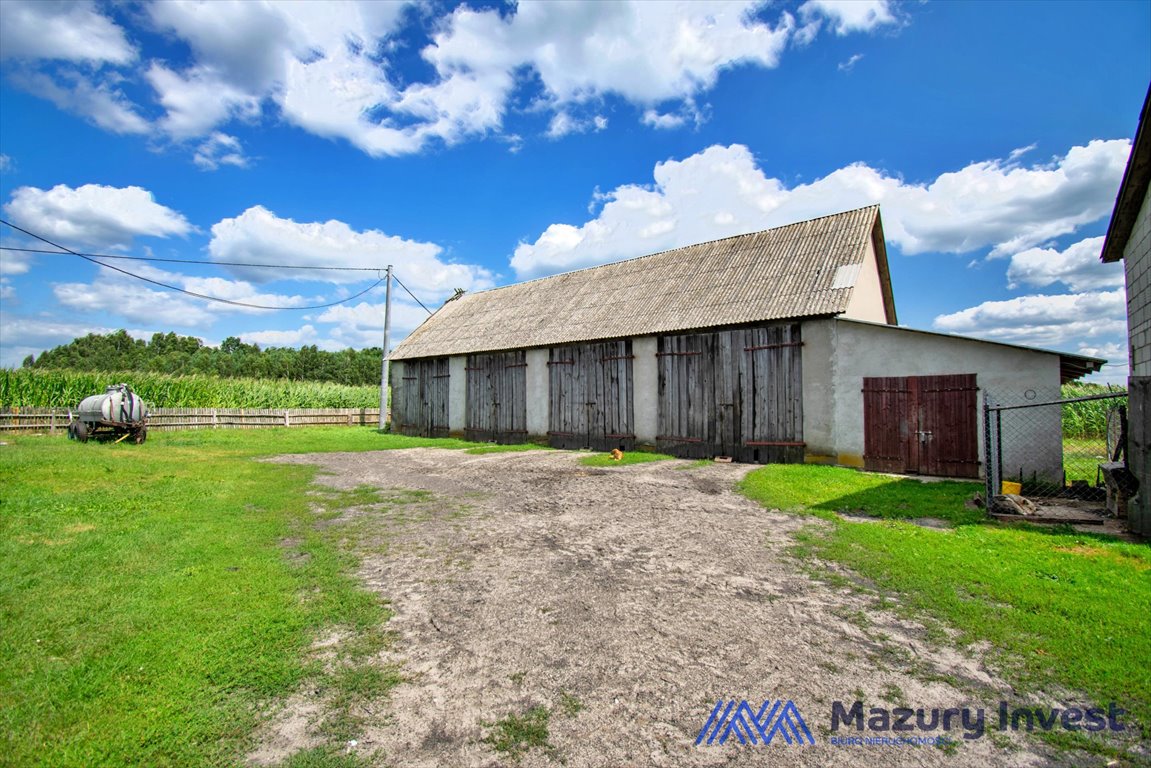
{"left": 316, "top": 299, "right": 434, "bottom": 349}
{"left": 510, "top": 140, "right": 1131, "bottom": 278}
{"left": 800, "top": 0, "right": 897, "bottom": 36}
{"left": 208, "top": 206, "right": 495, "bottom": 294}
{"left": 932, "top": 290, "right": 1127, "bottom": 349}
{"left": 52, "top": 263, "right": 320, "bottom": 327}
{"left": 9, "top": 69, "right": 150, "bottom": 135}
{"left": 0, "top": 0, "right": 136, "bottom": 65}
{"left": 1006, "top": 236, "right": 1125, "bottom": 292}
{"left": 4, "top": 183, "right": 191, "bottom": 250}
{"left": 239, "top": 325, "right": 321, "bottom": 348}
{"left": 2, "top": 0, "right": 902, "bottom": 157}
{"left": 193, "top": 132, "right": 250, "bottom": 171}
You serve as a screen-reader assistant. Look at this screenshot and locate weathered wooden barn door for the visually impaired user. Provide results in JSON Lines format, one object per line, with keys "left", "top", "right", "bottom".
{"left": 465, "top": 351, "right": 527, "bottom": 443}
{"left": 657, "top": 323, "right": 803, "bottom": 463}
{"left": 547, "top": 341, "right": 635, "bottom": 451}
{"left": 657, "top": 332, "right": 715, "bottom": 459}
{"left": 863, "top": 374, "right": 978, "bottom": 478}
{"left": 392, "top": 358, "right": 450, "bottom": 437}
{"left": 739, "top": 324, "right": 804, "bottom": 463}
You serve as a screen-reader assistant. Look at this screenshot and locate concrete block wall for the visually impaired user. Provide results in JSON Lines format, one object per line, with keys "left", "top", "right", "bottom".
{"left": 1124, "top": 191, "right": 1151, "bottom": 377}
{"left": 1122, "top": 190, "right": 1151, "bottom": 536}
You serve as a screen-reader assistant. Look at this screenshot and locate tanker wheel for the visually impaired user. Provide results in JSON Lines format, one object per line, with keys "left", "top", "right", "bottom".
{"left": 134, "top": 426, "right": 148, "bottom": 445}
{"left": 74, "top": 421, "right": 89, "bottom": 443}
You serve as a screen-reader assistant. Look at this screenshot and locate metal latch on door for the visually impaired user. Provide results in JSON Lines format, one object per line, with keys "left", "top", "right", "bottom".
{"left": 916, "top": 430, "right": 934, "bottom": 443}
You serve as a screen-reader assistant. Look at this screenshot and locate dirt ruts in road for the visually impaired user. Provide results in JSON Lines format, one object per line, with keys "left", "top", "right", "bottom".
{"left": 260, "top": 448, "right": 1060, "bottom": 767}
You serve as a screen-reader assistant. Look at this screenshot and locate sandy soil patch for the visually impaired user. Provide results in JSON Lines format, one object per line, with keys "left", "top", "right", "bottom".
{"left": 261, "top": 448, "right": 1067, "bottom": 767}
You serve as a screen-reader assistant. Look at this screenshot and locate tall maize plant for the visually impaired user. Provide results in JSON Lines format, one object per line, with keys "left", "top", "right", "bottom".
{"left": 0, "top": 369, "right": 380, "bottom": 409}
{"left": 1060, "top": 382, "right": 1127, "bottom": 439}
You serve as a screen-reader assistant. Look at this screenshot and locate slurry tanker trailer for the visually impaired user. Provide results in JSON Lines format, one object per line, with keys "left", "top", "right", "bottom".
{"left": 68, "top": 383, "right": 149, "bottom": 444}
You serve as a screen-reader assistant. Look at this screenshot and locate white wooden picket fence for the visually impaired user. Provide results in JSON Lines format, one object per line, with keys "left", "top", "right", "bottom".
{"left": 0, "top": 407, "right": 383, "bottom": 433}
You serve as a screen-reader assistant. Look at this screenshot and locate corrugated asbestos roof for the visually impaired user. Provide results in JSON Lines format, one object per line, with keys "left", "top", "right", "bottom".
{"left": 391, "top": 206, "right": 882, "bottom": 360}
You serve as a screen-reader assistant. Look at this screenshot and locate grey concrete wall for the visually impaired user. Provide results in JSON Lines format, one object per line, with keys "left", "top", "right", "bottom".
{"left": 1124, "top": 189, "right": 1151, "bottom": 378}
{"left": 825, "top": 319, "right": 1063, "bottom": 479}
{"left": 633, "top": 336, "right": 658, "bottom": 442}
{"left": 448, "top": 355, "right": 466, "bottom": 433}
{"left": 526, "top": 348, "right": 549, "bottom": 436}
{"left": 800, "top": 319, "right": 837, "bottom": 462}
{"left": 1123, "top": 189, "right": 1151, "bottom": 534}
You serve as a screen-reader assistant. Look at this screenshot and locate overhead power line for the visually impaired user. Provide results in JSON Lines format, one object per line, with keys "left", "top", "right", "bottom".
{"left": 0, "top": 219, "right": 385, "bottom": 310}
{"left": 392, "top": 272, "right": 433, "bottom": 315}
{"left": 0, "top": 244, "right": 383, "bottom": 272}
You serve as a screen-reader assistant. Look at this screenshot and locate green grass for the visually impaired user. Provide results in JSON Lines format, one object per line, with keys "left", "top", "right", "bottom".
{"left": 578, "top": 450, "right": 676, "bottom": 467}
{"left": 481, "top": 706, "right": 551, "bottom": 760}
{"left": 559, "top": 691, "right": 584, "bottom": 716}
{"left": 1063, "top": 437, "right": 1111, "bottom": 485}
{"left": 0, "top": 427, "right": 512, "bottom": 767}
{"left": 739, "top": 463, "right": 1151, "bottom": 754}
{"left": 277, "top": 747, "right": 369, "bottom": 768}
{"left": 737, "top": 464, "right": 983, "bottom": 524}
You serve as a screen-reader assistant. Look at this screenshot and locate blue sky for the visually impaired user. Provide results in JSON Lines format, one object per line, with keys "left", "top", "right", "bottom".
{"left": 0, "top": 0, "right": 1147, "bottom": 381}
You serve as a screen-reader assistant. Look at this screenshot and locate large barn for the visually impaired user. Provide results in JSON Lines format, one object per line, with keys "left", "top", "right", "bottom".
{"left": 390, "top": 206, "right": 1103, "bottom": 479}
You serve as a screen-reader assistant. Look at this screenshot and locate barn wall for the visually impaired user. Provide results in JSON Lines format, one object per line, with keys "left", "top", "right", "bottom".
{"left": 821, "top": 319, "right": 1063, "bottom": 479}
{"left": 1121, "top": 189, "right": 1150, "bottom": 535}
{"left": 633, "top": 337, "right": 658, "bottom": 442}
{"left": 448, "top": 355, "right": 466, "bottom": 433}
{"left": 1124, "top": 189, "right": 1151, "bottom": 379}
{"left": 526, "top": 348, "right": 549, "bottom": 436}
{"left": 842, "top": 235, "right": 890, "bottom": 325}
{"left": 799, "top": 320, "right": 837, "bottom": 463}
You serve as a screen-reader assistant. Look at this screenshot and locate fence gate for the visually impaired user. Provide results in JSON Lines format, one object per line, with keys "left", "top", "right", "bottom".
{"left": 657, "top": 323, "right": 803, "bottom": 463}
{"left": 547, "top": 340, "right": 635, "bottom": 451}
{"left": 392, "top": 358, "right": 450, "bottom": 437}
{"left": 465, "top": 351, "right": 527, "bottom": 443}
{"left": 863, "top": 373, "right": 979, "bottom": 478}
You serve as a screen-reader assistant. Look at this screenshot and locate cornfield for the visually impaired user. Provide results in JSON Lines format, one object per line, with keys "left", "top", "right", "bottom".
{"left": 0, "top": 368, "right": 380, "bottom": 409}
{"left": 1061, "top": 382, "right": 1127, "bottom": 439}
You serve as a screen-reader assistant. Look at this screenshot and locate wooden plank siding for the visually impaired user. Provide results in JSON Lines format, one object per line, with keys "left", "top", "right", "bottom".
{"left": 656, "top": 323, "right": 804, "bottom": 463}
{"left": 863, "top": 374, "right": 979, "bottom": 478}
{"left": 547, "top": 340, "right": 635, "bottom": 451}
{"left": 392, "top": 357, "right": 450, "bottom": 437}
{"left": 465, "top": 351, "right": 527, "bottom": 444}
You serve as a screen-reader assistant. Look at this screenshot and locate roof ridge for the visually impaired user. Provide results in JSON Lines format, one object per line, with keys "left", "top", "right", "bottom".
{"left": 458, "top": 204, "right": 879, "bottom": 302}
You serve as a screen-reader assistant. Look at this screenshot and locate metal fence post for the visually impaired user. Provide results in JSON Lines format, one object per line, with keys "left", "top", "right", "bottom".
{"left": 983, "top": 392, "right": 995, "bottom": 502}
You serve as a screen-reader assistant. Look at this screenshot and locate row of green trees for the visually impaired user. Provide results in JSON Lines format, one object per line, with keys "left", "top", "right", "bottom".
{"left": 22, "top": 330, "right": 384, "bottom": 386}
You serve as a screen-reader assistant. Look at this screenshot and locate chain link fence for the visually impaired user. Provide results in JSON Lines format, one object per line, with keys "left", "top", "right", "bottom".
{"left": 984, "top": 389, "right": 1130, "bottom": 511}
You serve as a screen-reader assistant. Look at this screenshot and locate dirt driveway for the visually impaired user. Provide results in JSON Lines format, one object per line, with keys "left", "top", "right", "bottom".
{"left": 264, "top": 448, "right": 1061, "bottom": 767}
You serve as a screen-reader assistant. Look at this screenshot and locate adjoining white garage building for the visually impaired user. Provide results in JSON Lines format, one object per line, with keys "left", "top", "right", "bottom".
{"left": 390, "top": 206, "right": 1103, "bottom": 480}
